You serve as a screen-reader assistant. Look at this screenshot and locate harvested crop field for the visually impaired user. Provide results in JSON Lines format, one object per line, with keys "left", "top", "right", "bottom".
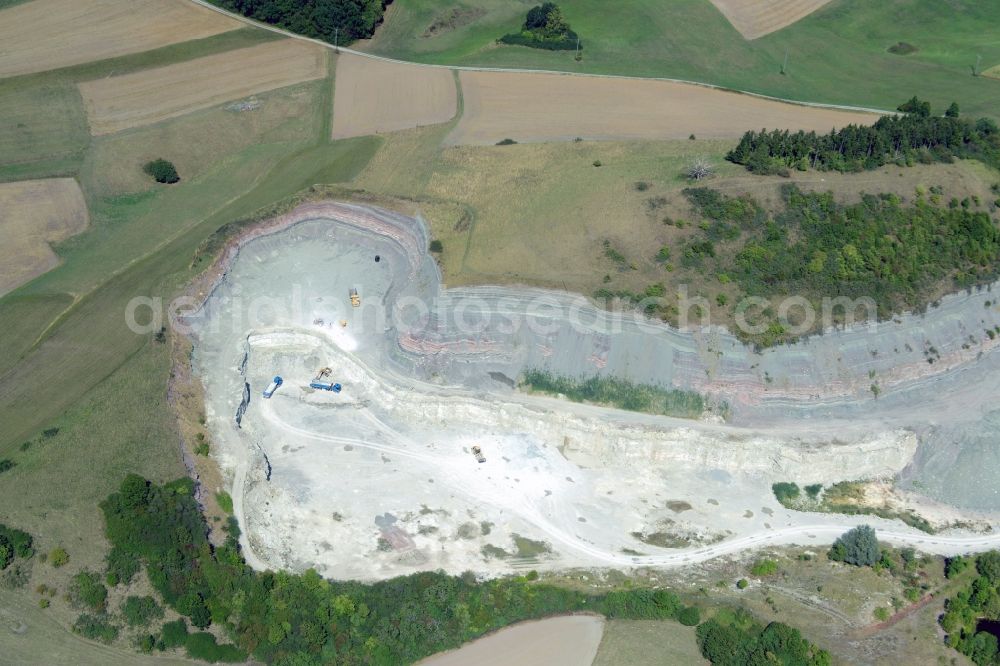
{"left": 0, "top": 178, "right": 88, "bottom": 296}
{"left": 0, "top": 0, "right": 242, "bottom": 79}
{"left": 331, "top": 53, "right": 457, "bottom": 139}
{"left": 708, "top": 0, "right": 835, "bottom": 40}
{"left": 78, "top": 39, "right": 328, "bottom": 135}
{"left": 448, "top": 70, "right": 878, "bottom": 145}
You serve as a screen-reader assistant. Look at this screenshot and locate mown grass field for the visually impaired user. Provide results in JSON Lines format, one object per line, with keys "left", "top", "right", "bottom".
{"left": 592, "top": 620, "right": 706, "bottom": 665}
{"left": 362, "top": 0, "right": 1000, "bottom": 118}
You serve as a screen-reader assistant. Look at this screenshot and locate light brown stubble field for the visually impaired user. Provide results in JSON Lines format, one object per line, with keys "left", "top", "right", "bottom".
{"left": 331, "top": 53, "right": 458, "bottom": 139}
{"left": 448, "top": 70, "right": 878, "bottom": 146}
{"left": 0, "top": 178, "right": 88, "bottom": 296}
{"left": 707, "top": 0, "right": 835, "bottom": 40}
{"left": 0, "top": 0, "right": 242, "bottom": 79}
{"left": 78, "top": 39, "right": 328, "bottom": 135}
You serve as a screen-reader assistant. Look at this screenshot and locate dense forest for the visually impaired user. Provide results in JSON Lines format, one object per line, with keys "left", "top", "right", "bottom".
{"left": 207, "top": 0, "right": 393, "bottom": 45}
{"left": 98, "top": 475, "right": 715, "bottom": 664}
{"left": 727, "top": 98, "right": 1000, "bottom": 175}
{"left": 681, "top": 184, "right": 1000, "bottom": 339}
{"left": 940, "top": 552, "right": 1000, "bottom": 665}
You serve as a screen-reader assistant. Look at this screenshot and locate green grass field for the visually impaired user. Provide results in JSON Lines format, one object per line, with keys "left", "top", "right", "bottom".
{"left": 364, "top": 0, "right": 1000, "bottom": 118}
{"left": 592, "top": 620, "right": 706, "bottom": 665}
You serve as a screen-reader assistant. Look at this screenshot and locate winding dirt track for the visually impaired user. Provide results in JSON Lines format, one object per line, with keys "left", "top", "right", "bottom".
{"left": 238, "top": 357, "right": 1000, "bottom": 573}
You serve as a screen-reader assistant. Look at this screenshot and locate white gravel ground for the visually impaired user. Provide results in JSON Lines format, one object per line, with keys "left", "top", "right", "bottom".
{"left": 187, "top": 203, "right": 1000, "bottom": 581}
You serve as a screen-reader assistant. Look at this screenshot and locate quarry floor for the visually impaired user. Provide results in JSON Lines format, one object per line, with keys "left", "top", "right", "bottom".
{"left": 189, "top": 203, "right": 1000, "bottom": 581}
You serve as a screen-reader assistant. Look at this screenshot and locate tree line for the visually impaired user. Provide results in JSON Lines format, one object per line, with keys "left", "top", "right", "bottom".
{"left": 207, "top": 0, "right": 393, "bottom": 45}
{"left": 99, "top": 474, "right": 718, "bottom": 664}
{"left": 727, "top": 97, "right": 999, "bottom": 175}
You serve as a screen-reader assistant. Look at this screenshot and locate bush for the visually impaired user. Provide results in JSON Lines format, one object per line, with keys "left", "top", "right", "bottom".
{"left": 106, "top": 545, "right": 139, "bottom": 586}
{"left": 888, "top": 42, "right": 918, "bottom": 55}
{"left": 736, "top": 578, "right": 749, "bottom": 589}
{"left": 49, "top": 547, "right": 69, "bottom": 567}
{"left": 73, "top": 614, "right": 118, "bottom": 644}
{"left": 185, "top": 632, "right": 246, "bottom": 663}
{"left": 0, "top": 459, "right": 15, "bottom": 474}
{"left": 873, "top": 606, "right": 891, "bottom": 622}
{"left": 772, "top": 482, "right": 800, "bottom": 504}
{"left": 122, "top": 595, "right": 164, "bottom": 627}
{"left": 137, "top": 634, "right": 156, "bottom": 653}
{"left": 215, "top": 491, "right": 233, "bottom": 514}
{"left": 945, "top": 555, "right": 970, "bottom": 578}
{"left": 143, "top": 159, "right": 180, "bottom": 184}
{"left": 70, "top": 571, "right": 108, "bottom": 612}
{"left": 429, "top": 239, "right": 444, "bottom": 253}
{"left": 750, "top": 559, "right": 779, "bottom": 577}
{"left": 977, "top": 551, "right": 1000, "bottom": 582}
{"left": 160, "top": 618, "right": 189, "bottom": 649}
{"left": 496, "top": 138, "right": 517, "bottom": 145}
{"left": 829, "top": 525, "right": 879, "bottom": 566}
{"left": 678, "top": 606, "right": 701, "bottom": 626}
{"left": 0, "top": 524, "right": 33, "bottom": 559}
{"left": 804, "top": 483, "right": 823, "bottom": 499}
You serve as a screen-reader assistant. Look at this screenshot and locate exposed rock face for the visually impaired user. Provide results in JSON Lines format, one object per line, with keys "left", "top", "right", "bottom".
{"left": 184, "top": 203, "right": 1000, "bottom": 580}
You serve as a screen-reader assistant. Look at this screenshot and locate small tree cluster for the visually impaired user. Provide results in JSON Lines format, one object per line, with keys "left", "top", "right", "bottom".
{"left": 143, "top": 159, "right": 180, "bottom": 184}
{"left": 828, "top": 525, "right": 879, "bottom": 566}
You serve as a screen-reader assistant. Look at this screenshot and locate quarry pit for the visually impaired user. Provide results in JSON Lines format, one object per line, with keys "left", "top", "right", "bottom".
{"left": 188, "top": 202, "right": 1000, "bottom": 580}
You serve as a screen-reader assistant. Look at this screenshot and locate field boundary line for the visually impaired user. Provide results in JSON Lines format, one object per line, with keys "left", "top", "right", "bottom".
{"left": 185, "top": 0, "right": 892, "bottom": 117}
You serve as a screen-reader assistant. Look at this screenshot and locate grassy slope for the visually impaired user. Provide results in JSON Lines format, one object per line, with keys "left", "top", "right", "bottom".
{"left": 0, "top": 32, "right": 380, "bottom": 662}
{"left": 0, "top": 38, "right": 376, "bottom": 545}
{"left": 363, "top": 0, "right": 1000, "bottom": 118}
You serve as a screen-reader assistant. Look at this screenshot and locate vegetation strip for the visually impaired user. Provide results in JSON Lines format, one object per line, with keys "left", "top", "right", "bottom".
{"left": 520, "top": 369, "right": 709, "bottom": 419}
{"left": 100, "top": 475, "right": 703, "bottom": 663}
